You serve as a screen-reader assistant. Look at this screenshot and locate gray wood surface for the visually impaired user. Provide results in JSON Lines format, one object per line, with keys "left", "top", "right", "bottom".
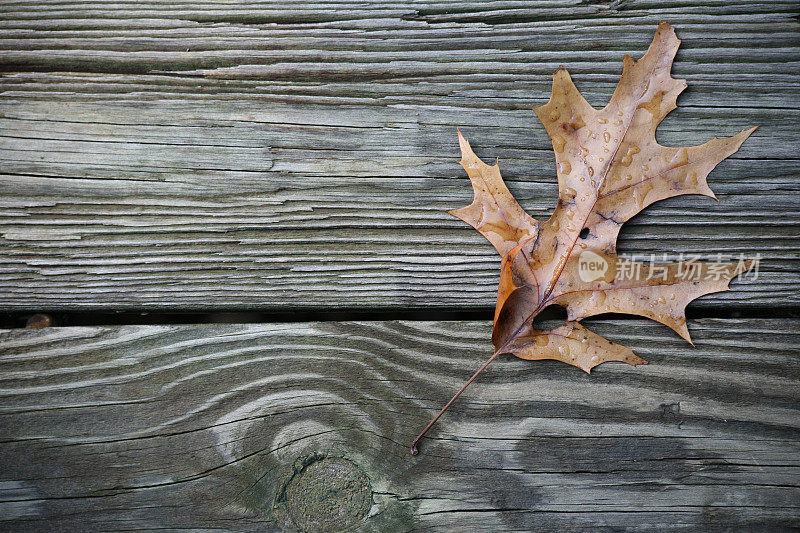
{"left": 1, "top": 2, "right": 798, "bottom": 531}
{"left": 1, "top": 1, "right": 798, "bottom": 310}
{"left": 0, "top": 319, "right": 798, "bottom": 531}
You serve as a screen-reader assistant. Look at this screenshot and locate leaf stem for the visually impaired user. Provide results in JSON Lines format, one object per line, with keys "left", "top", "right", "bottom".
{"left": 410, "top": 350, "right": 502, "bottom": 455}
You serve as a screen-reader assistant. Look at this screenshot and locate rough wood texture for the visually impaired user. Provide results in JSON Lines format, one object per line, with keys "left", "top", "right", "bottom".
{"left": 1, "top": 4, "right": 797, "bottom": 531}
{"left": 1, "top": 1, "right": 798, "bottom": 310}
{"left": 0, "top": 319, "right": 798, "bottom": 531}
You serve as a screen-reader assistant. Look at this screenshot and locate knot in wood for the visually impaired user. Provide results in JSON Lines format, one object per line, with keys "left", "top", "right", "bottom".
{"left": 274, "top": 455, "right": 372, "bottom": 532}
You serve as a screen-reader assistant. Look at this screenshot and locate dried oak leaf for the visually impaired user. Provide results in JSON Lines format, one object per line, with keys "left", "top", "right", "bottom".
{"left": 411, "top": 23, "right": 756, "bottom": 454}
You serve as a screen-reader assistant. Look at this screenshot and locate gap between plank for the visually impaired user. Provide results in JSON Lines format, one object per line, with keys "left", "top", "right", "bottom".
{"left": 1, "top": 306, "right": 797, "bottom": 329}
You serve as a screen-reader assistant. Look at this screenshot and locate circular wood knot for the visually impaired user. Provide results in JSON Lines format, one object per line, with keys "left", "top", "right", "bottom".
{"left": 274, "top": 455, "right": 372, "bottom": 532}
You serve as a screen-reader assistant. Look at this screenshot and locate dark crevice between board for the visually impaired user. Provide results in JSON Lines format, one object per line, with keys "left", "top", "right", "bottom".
{"left": 1, "top": 306, "right": 797, "bottom": 330}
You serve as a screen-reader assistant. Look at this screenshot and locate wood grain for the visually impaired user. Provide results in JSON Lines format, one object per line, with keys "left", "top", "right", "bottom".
{"left": 1, "top": 1, "right": 798, "bottom": 310}
{"left": 0, "top": 319, "right": 798, "bottom": 530}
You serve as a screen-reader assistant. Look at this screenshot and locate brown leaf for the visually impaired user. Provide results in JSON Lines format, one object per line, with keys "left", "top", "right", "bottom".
{"left": 509, "top": 321, "right": 645, "bottom": 374}
{"left": 459, "top": 22, "right": 756, "bottom": 371}
{"left": 449, "top": 131, "right": 539, "bottom": 257}
{"left": 411, "top": 23, "right": 757, "bottom": 454}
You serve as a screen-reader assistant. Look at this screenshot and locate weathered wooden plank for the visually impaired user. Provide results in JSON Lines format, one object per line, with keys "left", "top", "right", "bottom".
{"left": 0, "top": 1, "right": 798, "bottom": 310}
{"left": 0, "top": 318, "right": 798, "bottom": 530}
{"left": 0, "top": 103, "right": 793, "bottom": 310}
